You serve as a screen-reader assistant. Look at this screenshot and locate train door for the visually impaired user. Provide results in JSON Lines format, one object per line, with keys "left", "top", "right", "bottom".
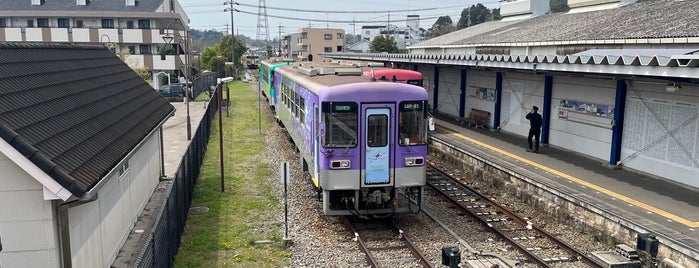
{"left": 313, "top": 105, "right": 320, "bottom": 188}
{"left": 362, "top": 104, "right": 393, "bottom": 186}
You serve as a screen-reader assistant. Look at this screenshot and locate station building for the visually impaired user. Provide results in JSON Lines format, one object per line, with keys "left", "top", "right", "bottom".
{"left": 326, "top": 0, "right": 699, "bottom": 190}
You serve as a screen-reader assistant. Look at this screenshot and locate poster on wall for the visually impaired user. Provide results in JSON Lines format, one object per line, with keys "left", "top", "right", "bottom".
{"left": 559, "top": 99, "right": 614, "bottom": 118}
{"left": 475, "top": 87, "right": 496, "bottom": 101}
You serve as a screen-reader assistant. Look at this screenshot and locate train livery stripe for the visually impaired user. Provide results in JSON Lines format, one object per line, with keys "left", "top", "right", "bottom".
{"left": 437, "top": 125, "right": 699, "bottom": 228}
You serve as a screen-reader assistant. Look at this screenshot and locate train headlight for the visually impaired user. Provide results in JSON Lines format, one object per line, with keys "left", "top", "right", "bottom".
{"left": 405, "top": 157, "right": 424, "bottom": 166}
{"left": 331, "top": 160, "right": 351, "bottom": 169}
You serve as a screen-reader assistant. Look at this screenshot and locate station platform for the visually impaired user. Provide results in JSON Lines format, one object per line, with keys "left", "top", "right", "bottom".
{"left": 429, "top": 116, "right": 699, "bottom": 265}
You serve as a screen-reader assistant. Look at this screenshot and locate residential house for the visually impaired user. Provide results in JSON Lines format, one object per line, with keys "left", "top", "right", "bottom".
{"left": 0, "top": 43, "right": 174, "bottom": 268}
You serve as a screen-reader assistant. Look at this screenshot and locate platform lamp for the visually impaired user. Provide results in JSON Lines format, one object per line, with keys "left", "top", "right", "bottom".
{"left": 162, "top": 20, "right": 192, "bottom": 140}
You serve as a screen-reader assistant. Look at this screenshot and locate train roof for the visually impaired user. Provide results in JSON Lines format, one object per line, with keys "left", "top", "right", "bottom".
{"left": 274, "top": 63, "right": 427, "bottom": 99}
{"left": 363, "top": 68, "right": 423, "bottom": 81}
{"left": 260, "top": 57, "right": 294, "bottom": 67}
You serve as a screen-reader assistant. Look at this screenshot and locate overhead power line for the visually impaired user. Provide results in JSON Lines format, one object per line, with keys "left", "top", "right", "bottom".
{"left": 183, "top": 3, "right": 468, "bottom": 14}
{"left": 233, "top": 9, "right": 455, "bottom": 24}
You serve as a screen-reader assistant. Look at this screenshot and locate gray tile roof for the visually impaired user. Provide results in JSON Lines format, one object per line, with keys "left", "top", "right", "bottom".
{"left": 0, "top": 0, "right": 165, "bottom": 12}
{"left": 412, "top": 0, "right": 699, "bottom": 48}
{"left": 0, "top": 42, "right": 174, "bottom": 197}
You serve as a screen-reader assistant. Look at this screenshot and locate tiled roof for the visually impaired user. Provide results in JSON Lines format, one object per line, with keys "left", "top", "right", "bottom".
{"left": 412, "top": 0, "right": 699, "bottom": 48}
{"left": 0, "top": 0, "right": 165, "bottom": 12}
{"left": 0, "top": 43, "right": 174, "bottom": 197}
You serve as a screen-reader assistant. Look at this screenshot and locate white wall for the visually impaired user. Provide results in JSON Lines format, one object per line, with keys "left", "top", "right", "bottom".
{"left": 69, "top": 129, "right": 162, "bottom": 268}
{"left": 436, "top": 67, "right": 462, "bottom": 116}
{"left": 499, "top": 72, "right": 547, "bottom": 134}
{"left": 0, "top": 152, "right": 60, "bottom": 268}
{"left": 465, "top": 70, "right": 497, "bottom": 126}
{"left": 549, "top": 75, "right": 615, "bottom": 160}
{"left": 620, "top": 82, "right": 699, "bottom": 188}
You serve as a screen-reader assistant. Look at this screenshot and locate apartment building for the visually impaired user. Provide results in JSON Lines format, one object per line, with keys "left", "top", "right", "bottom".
{"left": 0, "top": 0, "right": 190, "bottom": 88}
{"left": 296, "top": 28, "right": 344, "bottom": 62}
{"left": 281, "top": 32, "right": 301, "bottom": 58}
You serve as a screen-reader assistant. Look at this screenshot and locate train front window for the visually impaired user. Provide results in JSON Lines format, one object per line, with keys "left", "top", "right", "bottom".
{"left": 407, "top": 80, "right": 423, "bottom": 87}
{"left": 322, "top": 102, "right": 358, "bottom": 148}
{"left": 367, "top": 114, "right": 388, "bottom": 147}
{"left": 399, "top": 101, "right": 427, "bottom": 146}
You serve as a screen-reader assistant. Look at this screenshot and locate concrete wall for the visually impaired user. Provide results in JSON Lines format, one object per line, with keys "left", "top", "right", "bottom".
{"left": 69, "top": 129, "right": 162, "bottom": 268}
{"left": 0, "top": 152, "right": 60, "bottom": 268}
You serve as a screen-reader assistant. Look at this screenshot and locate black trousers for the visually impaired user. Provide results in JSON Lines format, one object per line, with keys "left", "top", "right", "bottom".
{"left": 528, "top": 128, "right": 540, "bottom": 151}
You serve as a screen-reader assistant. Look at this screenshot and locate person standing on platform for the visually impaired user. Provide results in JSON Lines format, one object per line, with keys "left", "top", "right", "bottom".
{"left": 526, "top": 105, "right": 543, "bottom": 153}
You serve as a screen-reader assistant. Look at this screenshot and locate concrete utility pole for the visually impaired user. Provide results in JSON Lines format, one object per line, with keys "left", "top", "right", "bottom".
{"left": 224, "top": 1, "right": 238, "bottom": 77}
{"left": 278, "top": 23, "right": 284, "bottom": 57}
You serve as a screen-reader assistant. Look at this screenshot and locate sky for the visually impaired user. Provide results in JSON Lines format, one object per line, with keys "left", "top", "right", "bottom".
{"left": 179, "top": 0, "right": 502, "bottom": 39}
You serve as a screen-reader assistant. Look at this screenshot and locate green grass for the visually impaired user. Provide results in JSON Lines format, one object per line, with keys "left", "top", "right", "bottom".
{"left": 174, "top": 81, "right": 290, "bottom": 267}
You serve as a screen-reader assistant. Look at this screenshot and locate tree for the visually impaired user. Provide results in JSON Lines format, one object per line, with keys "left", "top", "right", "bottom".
{"left": 218, "top": 35, "right": 247, "bottom": 75}
{"left": 370, "top": 35, "right": 399, "bottom": 53}
{"left": 426, "top": 16, "right": 455, "bottom": 38}
{"left": 432, "top": 16, "right": 453, "bottom": 30}
{"left": 457, "top": 4, "right": 492, "bottom": 29}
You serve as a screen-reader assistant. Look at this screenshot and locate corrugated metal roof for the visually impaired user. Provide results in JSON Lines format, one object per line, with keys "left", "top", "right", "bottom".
{"left": 412, "top": 0, "right": 699, "bottom": 48}
{"left": 0, "top": 42, "right": 174, "bottom": 197}
{"left": 0, "top": 0, "right": 165, "bottom": 12}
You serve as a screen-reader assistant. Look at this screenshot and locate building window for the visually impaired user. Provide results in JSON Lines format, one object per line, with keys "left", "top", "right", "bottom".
{"left": 37, "top": 18, "right": 49, "bottom": 28}
{"left": 128, "top": 46, "right": 136, "bottom": 54}
{"left": 337, "top": 33, "right": 343, "bottom": 39}
{"left": 102, "top": 19, "right": 114, "bottom": 28}
{"left": 324, "top": 47, "right": 332, "bottom": 53}
{"left": 139, "top": 45, "right": 152, "bottom": 55}
{"left": 324, "top": 34, "right": 332, "bottom": 40}
{"left": 26, "top": 20, "right": 34, "bottom": 28}
{"left": 0, "top": 18, "right": 6, "bottom": 28}
{"left": 365, "top": 31, "right": 370, "bottom": 35}
{"left": 138, "top": 19, "right": 150, "bottom": 29}
{"left": 126, "top": 21, "right": 134, "bottom": 29}
{"left": 337, "top": 46, "right": 343, "bottom": 52}
{"left": 118, "top": 161, "right": 130, "bottom": 180}
{"left": 76, "top": 20, "right": 84, "bottom": 28}
{"left": 58, "top": 18, "right": 69, "bottom": 28}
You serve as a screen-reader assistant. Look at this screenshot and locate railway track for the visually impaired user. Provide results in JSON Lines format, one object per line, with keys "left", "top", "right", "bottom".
{"left": 340, "top": 216, "right": 433, "bottom": 268}
{"left": 426, "top": 163, "right": 601, "bottom": 268}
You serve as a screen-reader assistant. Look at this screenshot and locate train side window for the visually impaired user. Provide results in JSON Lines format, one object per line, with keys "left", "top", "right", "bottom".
{"left": 399, "top": 101, "right": 427, "bottom": 146}
{"left": 321, "top": 102, "right": 358, "bottom": 148}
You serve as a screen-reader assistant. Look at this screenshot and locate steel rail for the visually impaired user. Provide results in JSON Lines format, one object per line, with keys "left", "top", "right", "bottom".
{"left": 427, "top": 163, "right": 602, "bottom": 268}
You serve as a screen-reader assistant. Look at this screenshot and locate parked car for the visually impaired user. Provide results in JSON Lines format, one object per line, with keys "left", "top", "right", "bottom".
{"left": 158, "top": 84, "right": 188, "bottom": 102}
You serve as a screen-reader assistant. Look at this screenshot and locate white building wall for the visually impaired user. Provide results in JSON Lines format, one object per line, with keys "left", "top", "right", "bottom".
{"left": 72, "top": 28, "right": 91, "bottom": 42}
{"left": 69, "top": 130, "right": 162, "bottom": 268}
{"left": 549, "top": 75, "right": 615, "bottom": 160}
{"left": 2, "top": 28, "right": 22, "bottom": 41}
{"left": 620, "top": 82, "right": 699, "bottom": 188}
{"left": 122, "top": 29, "right": 144, "bottom": 43}
{"left": 0, "top": 151, "right": 60, "bottom": 268}
{"left": 465, "top": 70, "right": 497, "bottom": 126}
{"left": 436, "top": 67, "right": 461, "bottom": 117}
{"left": 25, "top": 28, "right": 43, "bottom": 42}
{"left": 98, "top": 29, "right": 119, "bottom": 44}
{"left": 50, "top": 28, "right": 70, "bottom": 42}
{"left": 417, "top": 65, "right": 435, "bottom": 110}
{"left": 498, "top": 72, "right": 546, "bottom": 135}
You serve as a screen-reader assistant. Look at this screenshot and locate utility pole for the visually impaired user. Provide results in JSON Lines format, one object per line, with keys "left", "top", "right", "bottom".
{"left": 224, "top": 1, "right": 238, "bottom": 77}
{"left": 278, "top": 23, "right": 284, "bottom": 57}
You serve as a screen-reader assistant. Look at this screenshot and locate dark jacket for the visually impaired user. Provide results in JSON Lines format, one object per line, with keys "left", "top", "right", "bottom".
{"left": 526, "top": 112, "right": 543, "bottom": 130}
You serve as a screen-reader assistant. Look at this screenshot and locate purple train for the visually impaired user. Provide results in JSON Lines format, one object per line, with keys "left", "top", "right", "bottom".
{"left": 272, "top": 63, "right": 430, "bottom": 216}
